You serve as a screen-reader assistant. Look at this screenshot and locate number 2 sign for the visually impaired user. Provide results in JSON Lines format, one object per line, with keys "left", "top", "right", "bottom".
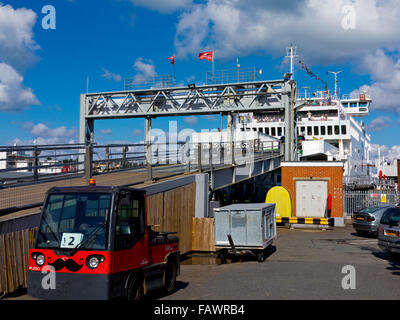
{"left": 61, "top": 233, "right": 84, "bottom": 249}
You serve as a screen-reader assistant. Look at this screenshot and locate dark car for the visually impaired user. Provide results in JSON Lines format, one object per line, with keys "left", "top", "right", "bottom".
{"left": 352, "top": 205, "right": 394, "bottom": 237}
{"left": 377, "top": 205, "right": 400, "bottom": 254}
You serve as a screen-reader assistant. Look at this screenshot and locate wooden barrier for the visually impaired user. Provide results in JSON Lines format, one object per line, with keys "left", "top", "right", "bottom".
{"left": 0, "top": 228, "right": 36, "bottom": 296}
{"left": 192, "top": 218, "right": 215, "bottom": 252}
{"left": 147, "top": 183, "right": 196, "bottom": 255}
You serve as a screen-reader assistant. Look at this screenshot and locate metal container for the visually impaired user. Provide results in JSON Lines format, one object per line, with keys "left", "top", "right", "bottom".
{"left": 214, "top": 203, "right": 276, "bottom": 250}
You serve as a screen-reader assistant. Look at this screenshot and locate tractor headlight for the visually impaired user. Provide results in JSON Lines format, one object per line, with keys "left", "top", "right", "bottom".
{"left": 36, "top": 254, "right": 45, "bottom": 266}
{"left": 86, "top": 255, "right": 104, "bottom": 270}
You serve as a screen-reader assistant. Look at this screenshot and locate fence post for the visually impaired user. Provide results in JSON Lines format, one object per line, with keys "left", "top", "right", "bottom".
{"left": 186, "top": 142, "right": 190, "bottom": 173}
{"left": 33, "top": 147, "right": 40, "bottom": 181}
{"left": 122, "top": 146, "right": 127, "bottom": 168}
{"left": 85, "top": 144, "right": 93, "bottom": 182}
{"left": 106, "top": 146, "right": 110, "bottom": 171}
{"left": 198, "top": 143, "right": 202, "bottom": 173}
{"left": 261, "top": 141, "right": 264, "bottom": 159}
{"left": 209, "top": 142, "right": 213, "bottom": 172}
{"left": 231, "top": 141, "right": 235, "bottom": 166}
{"left": 145, "top": 117, "right": 153, "bottom": 182}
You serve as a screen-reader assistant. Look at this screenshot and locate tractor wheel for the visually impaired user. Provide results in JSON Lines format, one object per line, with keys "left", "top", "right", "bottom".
{"left": 127, "top": 274, "right": 144, "bottom": 301}
{"left": 164, "top": 261, "right": 177, "bottom": 295}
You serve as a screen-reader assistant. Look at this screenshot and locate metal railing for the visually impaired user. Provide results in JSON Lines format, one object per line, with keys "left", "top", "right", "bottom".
{"left": 206, "top": 67, "right": 262, "bottom": 85}
{"left": 343, "top": 176, "right": 398, "bottom": 190}
{"left": 0, "top": 144, "right": 85, "bottom": 186}
{"left": 343, "top": 190, "right": 399, "bottom": 218}
{"left": 124, "top": 75, "right": 174, "bottom": 91}
{"left": 0, "top": 140, "right": 283, "bottom": 188}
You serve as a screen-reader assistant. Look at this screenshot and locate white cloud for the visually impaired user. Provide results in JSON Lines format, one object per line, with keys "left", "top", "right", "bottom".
{"left": 183, "top": 116, "right": 198, "bottom": 125}
{"left": 0, "top": 62, "right": 39, "bottom": 112}
{"left": 0, "top": 4, "right": 39, "bottom": 70}
{"left": 174, "top": 0, "right": 400, "bottom": 64}
{"left": 132, "top": 129, "right": 142, "bottom": 136}
{"left": 128, "top": 0, "right": 191, "bottom": 13}
{"left": 0, "top": 4, "right": 40, "bottom": 112}
{"left": 27, "top": 123, "right": 76, "bottom": 138}
{"left": 353, "top": 50, "right": 400, "bottom": 113}
{"left": 11, "top": 122, "right": 77, "bottom": 146}
{"left": 101, "top": 68, "right": 122, "bottom": 82}
{"left": 100, "top": 129, "right": 113, "bottom": 135}
{"left": 371, "top": 143, "right": 400, "bottom": 162}
{"left": 365, "top": 116, "right": 392, "bottom": 132}
{"left": 133, "top": 58, "right": 157, "bottom": 83}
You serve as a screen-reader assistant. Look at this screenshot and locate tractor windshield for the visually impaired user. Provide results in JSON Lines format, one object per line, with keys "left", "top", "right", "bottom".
{"left": 36, "top": 193, "right": 112, "bottom": 250}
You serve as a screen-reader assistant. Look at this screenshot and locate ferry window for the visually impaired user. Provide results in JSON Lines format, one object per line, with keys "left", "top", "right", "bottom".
{"left": 277, "top": 127, "right": 282, "bottom": 136}
{"left": 271, "top": 127, "right": 276, "bottom": 136}
{"left": 300, "top": 127, "right": 305, "bottom": 134}
{"left": 258, "top": 128, "right": 263, "bottom": 132}
{"left": 328, "top": 126, "right": 333, "bottom": 135}
{"left": 241, "top": 128, "right": 245, "bottom": 132}
{"left": 307, "top": 126, "right": 312, "bottom": 135}
{"left": 253, "top": 128, "right": 257, "bottom": 132}
{"left": 314, "top": 126, "right": 319, "bottom": 135}
{"left": 321, "top": 126, "right": 326, "bottom": 135}
{"left": 334, "top": 125, "right": 340, "bottom": 135}
{"left": 265, "top": 128, "right": 269, "bottom": 135}
{"left": 341, "top": 125, "right": 347, "bottom": 135}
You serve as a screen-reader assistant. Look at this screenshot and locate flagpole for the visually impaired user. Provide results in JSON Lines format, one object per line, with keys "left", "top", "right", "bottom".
{"left": 173, "top": 60, "right": 176, "bottom": 86}
{"left": 212, "top": 51, "right": 215, "bottom": 82}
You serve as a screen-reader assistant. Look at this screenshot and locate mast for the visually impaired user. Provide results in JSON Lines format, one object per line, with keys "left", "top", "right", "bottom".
{"left": 328, "top": 71, "right": 342, "bottom": 100}
{"left": 338, "top": 88, "right": 344, "bottom": 158}
{"left": 286, "top": 44, "right": 298, "bottom": 80}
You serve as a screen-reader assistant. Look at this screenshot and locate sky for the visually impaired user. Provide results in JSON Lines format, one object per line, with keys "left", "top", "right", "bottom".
{"left": 1, "top": 0, "right": 400, "bottom": 161}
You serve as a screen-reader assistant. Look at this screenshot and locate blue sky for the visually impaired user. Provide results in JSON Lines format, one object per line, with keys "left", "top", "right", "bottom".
{"left": 1, "top": 0, "right": 400, "bottom": 160}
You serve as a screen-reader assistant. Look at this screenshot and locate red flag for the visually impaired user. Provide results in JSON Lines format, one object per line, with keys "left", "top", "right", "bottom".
{"left": 198, "top": 51, "right": 213, "bottom": 61}
{"left": 168, "top": 55, "right": 175, "bottom": 65}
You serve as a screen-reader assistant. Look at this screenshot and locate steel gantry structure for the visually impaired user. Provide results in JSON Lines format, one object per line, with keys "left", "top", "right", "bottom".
{"left": 79, "top": 77, "right": 298, "bottom": 178}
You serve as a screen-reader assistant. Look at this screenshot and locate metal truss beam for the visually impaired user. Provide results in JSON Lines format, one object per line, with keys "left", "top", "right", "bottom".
{"left": 79, "top": 77, "right": 297, "bottom": 162}
{"left": 81, "top": 79, "right": 291, "bottom": 120}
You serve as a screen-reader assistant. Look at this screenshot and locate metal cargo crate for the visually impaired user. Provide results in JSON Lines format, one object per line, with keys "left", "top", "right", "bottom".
{"left": 214, "top": 203, "right": 276, "bottom": 250}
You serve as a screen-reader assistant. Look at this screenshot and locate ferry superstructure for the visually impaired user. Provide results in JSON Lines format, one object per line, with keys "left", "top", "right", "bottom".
{"left": 235, "top": 90, "right": 373, "bottom": 179}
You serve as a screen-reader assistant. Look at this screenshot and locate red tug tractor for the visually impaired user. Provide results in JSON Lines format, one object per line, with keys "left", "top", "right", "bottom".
{"left": 28, "top": 180, "right": 180, "bottom": 300}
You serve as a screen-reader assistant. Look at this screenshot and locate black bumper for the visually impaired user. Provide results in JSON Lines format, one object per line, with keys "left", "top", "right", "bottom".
{"left": 28, "top": 271, "right": 111, "bottom": 300}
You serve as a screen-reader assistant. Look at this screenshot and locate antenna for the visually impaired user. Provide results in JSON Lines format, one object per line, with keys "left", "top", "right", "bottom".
{"left": 327, "top": 71, "right": 342, "bottom": 99}
{"left": 286, "top": 44, "right": 298, "bottom": 80}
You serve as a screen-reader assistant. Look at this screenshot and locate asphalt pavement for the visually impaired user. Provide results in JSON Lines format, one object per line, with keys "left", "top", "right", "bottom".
{"left": 6, "top": 224, "right": 400, "bottom": 300}
{"left": 163, "top": 225, "right": 400, "bottom": 300}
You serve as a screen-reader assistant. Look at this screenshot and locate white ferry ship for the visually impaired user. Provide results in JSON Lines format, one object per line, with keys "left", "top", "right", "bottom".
{"left": 235, "top": 89, "right": 373, "bottom": 180}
